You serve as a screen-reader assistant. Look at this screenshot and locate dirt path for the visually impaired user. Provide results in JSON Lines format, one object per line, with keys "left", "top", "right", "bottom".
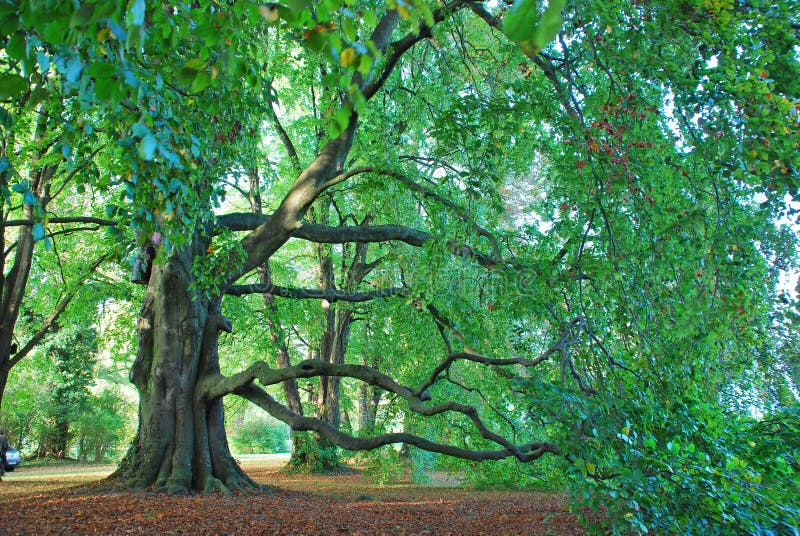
{"left": 0, "top": 456, "right": 590, "bottom": 535}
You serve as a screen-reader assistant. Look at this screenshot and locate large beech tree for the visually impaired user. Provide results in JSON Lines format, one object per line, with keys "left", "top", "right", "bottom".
{"left": 3, "top": 0, "right": 799, "bottom": 532}
{"left": 122, "top": 7, "right": 573, "bottom": 491}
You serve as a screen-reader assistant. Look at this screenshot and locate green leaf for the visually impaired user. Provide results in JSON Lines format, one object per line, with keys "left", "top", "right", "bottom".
{"left": 502, "top": 0, "right": 540, "bottom": 43}
{"left": 88, "top": 62, "right": 117, "bottom": 79}
{"left": 286, "top": 0, "right": 312, "bottom": 15}
{"left": 184, "top": 57, "right": 207, "bottom": 71}
{"left": 342, "top": 17, "right": 357, "bottom": 41}
{"left": 179, "top": 57, "right": 206, "bottom": 85}
{"left": 529, "top": 0, "right": 565, "bottom": 52}
{"left": 32, "top": 223, "right": 45, "bottom": 241}
{"left": 11, "top": 181, "right": 28, "bottom": 194}
{"left": 357, "top": 54, "right": 373, "bottom": 77}
{"left": 6, "top": 32, "right": 27, "bottom": 61}
{"left": 129, "top": 0, "right": 145, "bottom": 26}
{"left": 0, "top": 73, "right": 28, "bottom": 99}
{"left": 305, "top": 27, "right": 327, "bottom": 52}
{"left": 106, "top": 18, "right": 127, "bottom": 40}
{"left": 70, "top": 2, "right": 95, "bottom": 29}
{"left": 36, "top": 51, "right": 50, "bottom": 73}
{"left": 362, "top": 9, "right": 377, "bottom": 27}
{"left": 191, "top": 71, "right": 212, "bottom": 93}
{"left": 334, "top": 103, "right": 352, "bottom": 131}
{"left": 0, "top": 14, "right": 19, "bottom": 35}
{"left": 502, "top": 0, "right": 565, "bottom": 58}
{"left": 138, "top": 134, "right": 158, "bottom": 161}
{"left": 65, "top": 56, "right": 83, "bottom": 84}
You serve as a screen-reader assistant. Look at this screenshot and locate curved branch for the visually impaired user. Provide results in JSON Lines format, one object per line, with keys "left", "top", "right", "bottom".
{"left": 362, "top": 0, "right": 474, "bottom": 100}
{"left": 236, "top": 383, "right": 558, "bottom": 462}
{"left": 226, "top": 283, "right": 405, "bottom": 301}
{"left": 414, "top": 316, "right": 587, "bottom": 396}
{"left": 201, "top": 356, "right": 562, "bottom": 461}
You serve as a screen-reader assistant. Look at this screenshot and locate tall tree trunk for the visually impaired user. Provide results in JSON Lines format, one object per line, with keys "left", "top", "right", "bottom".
{"left": 119, "top": 243, "right": 258, "bottom": 494}
{"left": 0, "top": 368, "right": 8, "bottom": 420}
{"left": 358, "top": 353, "right": 382, "bottom": 433}
{"left": 247, "top": 169, "right": 310, "bottom": 467}
{"left": 0, "top": 202, "right": 37, "bottom": 413}
{"left": 300, "top": 214, "right": 371, "bottom": 469}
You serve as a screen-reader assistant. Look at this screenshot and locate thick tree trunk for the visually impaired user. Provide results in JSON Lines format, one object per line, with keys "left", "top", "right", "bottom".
{"left": 120, "top": 245, "right": 258, "bottom": 494}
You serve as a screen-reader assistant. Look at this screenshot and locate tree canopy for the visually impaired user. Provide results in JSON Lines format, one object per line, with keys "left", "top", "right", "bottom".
{"left": 1, "top": 0, "right": 799, "bottom": 533}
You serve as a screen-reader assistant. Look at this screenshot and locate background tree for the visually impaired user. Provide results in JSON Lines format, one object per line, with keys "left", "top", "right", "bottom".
{"left": 0, "top": 10, "right": 121, "bottom": 412}
{"left": 35, "top": 324, "right": 97, "bottom": 458}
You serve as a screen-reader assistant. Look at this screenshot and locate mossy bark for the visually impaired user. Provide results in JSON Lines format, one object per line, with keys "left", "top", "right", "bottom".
{"left": 120, "top": 245, "right": 259, "bottom": 494}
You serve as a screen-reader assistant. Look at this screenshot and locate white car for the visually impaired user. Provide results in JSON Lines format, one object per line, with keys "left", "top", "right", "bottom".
{"left": 4, "top": 448, "right": 20, "bottom": 471}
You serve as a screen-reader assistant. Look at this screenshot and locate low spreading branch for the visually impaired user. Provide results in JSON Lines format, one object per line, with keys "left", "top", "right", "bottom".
{"left": 218, "top": 213, "right": 505, "bottom": 271}
{"left": 216, "top": 215, "right": 429, "bottom": 246}
{"left": 200, "top": 318, "right": 587, "bottom": 464}
{"left": 236, "top": 383, "right": 558, "bottom": 462}
{"left": 296, "top": 222, "right": 429, "bottom": 246}
{"left": 206, "top": 358, "right": 523, "bottom": 450}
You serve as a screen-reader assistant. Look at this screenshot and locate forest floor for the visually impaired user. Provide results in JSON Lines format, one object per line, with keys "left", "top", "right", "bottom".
{"left": 0, "top": 455, "right": 593, "bottom": 535}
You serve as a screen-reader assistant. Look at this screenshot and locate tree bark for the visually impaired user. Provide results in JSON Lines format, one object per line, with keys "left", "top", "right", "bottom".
{"left": 0, "top": 203, "right": 37, "bottom": 413}
{"left": 119, "top": 242, "right": 259, "bottom": 494}
{"left": 0, "top": 368, "right": 8, "bottom": 421}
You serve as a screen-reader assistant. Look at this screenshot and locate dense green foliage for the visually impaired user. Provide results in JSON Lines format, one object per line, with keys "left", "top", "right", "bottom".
{"left": 225, "top": 403, "right": 290, "bottom": 455}
{"left": 4, "top": 323, "right": 134, "bottom": 461}
{"left": 2, "top": 0, "right": 799, "bottom": 533}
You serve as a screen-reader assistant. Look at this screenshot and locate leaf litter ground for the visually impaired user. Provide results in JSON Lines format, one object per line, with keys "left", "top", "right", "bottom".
{"left": 0, "top": 457, "right": 593, "bottom": 535}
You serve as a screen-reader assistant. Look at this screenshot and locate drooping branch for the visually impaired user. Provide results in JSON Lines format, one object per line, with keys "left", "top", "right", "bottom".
{"left": 414, "top": 316, "right": 587, "bottom": 397}
{"left": 236, "top": 383, "right": 558, "bottom": 462}
{"left": 425, "top": 303, "right": 477, "bottom": 353}
{"left": 467, "top": 3, "right": 583, "bottom": 122}
{"left": 266, "top": 81, "right": 302, "bottom": 174}
{"left": 201, "top": 346, "right": 577, "bottom": 461}
{"left": 225, "top": 283, "right": 405, "bottom": 301}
